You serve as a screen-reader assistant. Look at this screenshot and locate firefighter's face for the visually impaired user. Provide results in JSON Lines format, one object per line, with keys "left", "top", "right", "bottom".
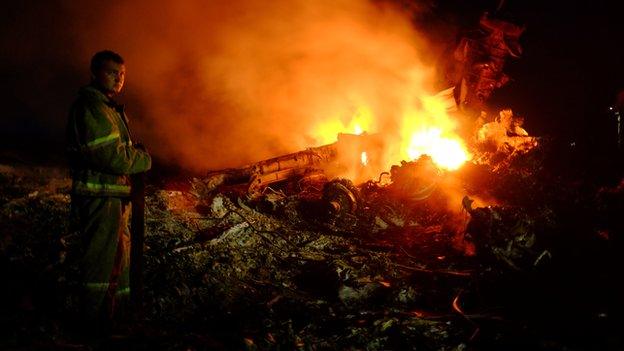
{"left": 94, "top": 60, "right": 125, "bottom": 96}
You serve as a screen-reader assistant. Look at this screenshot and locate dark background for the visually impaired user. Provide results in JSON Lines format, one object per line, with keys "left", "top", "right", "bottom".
{"left": 1, "top": 0, "right": 623, "bottom": 171}
{"left": 424, "top": 0, "right": 624, "bottom": 141}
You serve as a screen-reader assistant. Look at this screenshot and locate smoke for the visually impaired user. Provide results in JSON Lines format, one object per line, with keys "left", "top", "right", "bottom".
{"left": 81, "top": 0, "right": 449, "bottom": 171}
{"left": 1, "top": 0, "right": 454, "bottom": 171}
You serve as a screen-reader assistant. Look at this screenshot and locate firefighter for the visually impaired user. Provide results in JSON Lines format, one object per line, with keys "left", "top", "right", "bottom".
{"left": 66, "top": 50, "right": 151, "bottom": 328}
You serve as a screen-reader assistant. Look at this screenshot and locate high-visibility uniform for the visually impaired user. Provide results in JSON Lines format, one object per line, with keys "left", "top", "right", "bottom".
{"left": 66, "top": 85, "right": 151, "bottom": 321}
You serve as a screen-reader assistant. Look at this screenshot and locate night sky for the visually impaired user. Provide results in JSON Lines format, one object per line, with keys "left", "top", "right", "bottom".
{"left": 425, "top": 0, "right": 624, "bottom": 140}
{"left": 1, "top": 0, "right": 623, "bottom": 168}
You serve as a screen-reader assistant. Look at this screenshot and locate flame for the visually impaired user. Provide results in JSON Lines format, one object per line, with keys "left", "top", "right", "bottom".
{"left": 405, "top": 128, "right": 468, "bottom": 170}
{"left": 310, "top": 92, "right": 470, "bottom": 173}
{"left": 360, "top": 151, "right": 368, "bottom": 166}
{"left": 311, "top": 105, "right": 373, "bottom": 144}
{"left": 395, "top": 94, "right": 469, "bottom": 170}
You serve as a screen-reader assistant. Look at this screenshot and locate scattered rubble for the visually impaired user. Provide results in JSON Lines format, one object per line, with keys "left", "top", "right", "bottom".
{"left": 1, "top": 143, "right": 623, "bottom": 350}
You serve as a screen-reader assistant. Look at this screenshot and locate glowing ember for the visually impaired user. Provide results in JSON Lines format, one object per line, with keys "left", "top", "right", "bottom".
{"left": 360, "top": 151, "right": 368, "bottom": 166}
{"left": 406, "top": 128, "right": 468, "bottom": 170}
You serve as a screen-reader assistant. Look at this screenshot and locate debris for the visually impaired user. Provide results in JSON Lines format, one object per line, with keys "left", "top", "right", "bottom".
{"left": 387, "top": 156, "right": 441, "bottom": 201}
{"left": 464, "top": 201, "right": 554, "bottom": 271}
{"left": 2, "top": 135, "right": 623, "bottom": 350}
{"left": 452, "top": 12, "right": 525, "bottom": 111}
{"left": 476, "top": 109, "right": 538, "bottom": 157}
{"left": 322, "top": 179, "right": 359, "bottom": 219}
{"left": 210, "top": 194, "right": 232, "bottom": 218}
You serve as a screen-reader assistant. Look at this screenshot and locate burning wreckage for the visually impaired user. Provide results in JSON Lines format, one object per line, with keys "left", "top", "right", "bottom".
{"left": 6, "top": 104, "right": 586, "bottom": 349}
{"left": 2, "top": 13, "right": 623, "bottom": 351}
{"left": 192, "top": 102, "right": 541, "bottom": 260}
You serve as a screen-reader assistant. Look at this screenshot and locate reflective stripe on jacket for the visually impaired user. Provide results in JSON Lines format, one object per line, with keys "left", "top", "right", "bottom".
{"left": 67, "top": 85, "right": 151, "bottom": 196}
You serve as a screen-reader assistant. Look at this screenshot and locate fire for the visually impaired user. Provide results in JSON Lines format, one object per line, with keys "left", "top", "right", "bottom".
{"left": 405, "top": 128, "right": 468, "bottom": 170}
{"left": 360, "top": 151, "right": 368, "bottom": 166}
{"left": 310, "top": 92, "right": 470, "bottom": 174}
{"left": 399, "top": 93, "right": 470, "bottom": 171}
{"left": 354, "top": 125, "right": 364, "bottom": 135}
{"left": 311, "top": 105, "right": 373, "bottom": 144}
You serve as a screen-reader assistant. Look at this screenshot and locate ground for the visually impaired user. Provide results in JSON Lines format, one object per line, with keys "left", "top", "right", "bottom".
{"left": 1, "top": 142, "right": 623, "bottom": 350}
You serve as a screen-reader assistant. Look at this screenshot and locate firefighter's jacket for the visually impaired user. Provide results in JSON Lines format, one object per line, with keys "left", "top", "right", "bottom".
{"left": 67, "top": 85, "right": 151, "bottom": 196}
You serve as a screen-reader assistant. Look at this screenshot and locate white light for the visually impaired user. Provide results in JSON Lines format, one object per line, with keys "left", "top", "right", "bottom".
{"left": 360, "top": 151, "right": 368, "bottom": 166}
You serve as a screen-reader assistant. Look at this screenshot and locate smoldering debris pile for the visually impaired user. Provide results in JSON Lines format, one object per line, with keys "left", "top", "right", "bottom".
{"left": 1, "top": 144, "right": 623, "bottom": 350}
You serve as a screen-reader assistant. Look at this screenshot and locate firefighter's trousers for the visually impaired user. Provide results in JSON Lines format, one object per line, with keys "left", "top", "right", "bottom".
{"left": 71, "top": 195, "right": 131, "bottom": 321}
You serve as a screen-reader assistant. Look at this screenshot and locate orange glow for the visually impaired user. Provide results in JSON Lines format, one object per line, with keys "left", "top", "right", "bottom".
{"left": 87, "top": 0, "right": 477, "bottom": 173}
{"left": 411, "top": 310, "right": 425, "bottom": 318}
{"left": 311, "top": 105, "right": 374, "bottom": 144}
